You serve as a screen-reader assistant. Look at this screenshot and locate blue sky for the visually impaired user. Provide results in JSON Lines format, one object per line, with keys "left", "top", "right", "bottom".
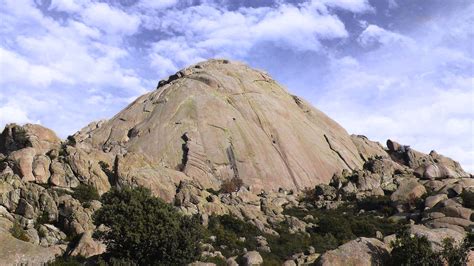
{"left": 0, "top": 0, "right": 473, "bottom": 171}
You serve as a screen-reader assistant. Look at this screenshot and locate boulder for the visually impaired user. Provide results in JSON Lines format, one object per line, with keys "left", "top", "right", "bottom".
{"left": 316, "top": 237, "right": 390, "bottom": 266}
{"left": 0, "top": 124, "right": 61, "bottom": 155}
{"left": 390, "top": 178, "right": 426, "bottom": 205}
{"left": 424, "top": 194, "right": 448, "bottom": 209}
{"left": 314, "top": 184, "right": 337, "bottom": 201}
{"left": 49, "top": 161, "right": 78, "bottom": 188}
{"left": 68, "top": 231, "right": 106, "bottom": 258}
{"left": 9, "top": 148, "right": 36, "bottom": 182}
{"left": 350, "top": 135, "right": 388, "bottom": 161}
{"left": 242, "top": 251, "right": 263, "bottom": 266}
{"left": 38, "top": 224, "right": 66, "bottom": 247}
{"left": 65, "top": 146, "right": 110, "bottom": 195}
{"left": 422, "top": 163, "right": 456, "bottom": 180}
{"left": 426, "top": 217, "right": 473, "bottom": 230}
{"left": 32, "top": 155, "right": 51, "bottom": 184}
{"left": 437, "top": 205, "right": 473, "bottom": 220}
{"left": 0, "top": 231, "right": 62, "bottom": 265}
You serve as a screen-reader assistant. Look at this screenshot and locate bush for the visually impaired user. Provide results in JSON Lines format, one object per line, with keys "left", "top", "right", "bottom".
{"left": 283, "top": 203, "right": 404, "bottom": 255}
{"left": 72, "top": 184, "right": 100, "bottom": 203}
{"left": 93, "top": 186, "right": 203, "bottom": 265}
{"left": 390, "top": 229, "right": 472, "bottom": 266}
{"left": 206, "top": 215, "right": 260, "bottom": 257}
{"left": 356, "top": 195, "right": 396, "bottom": 216}
{"left": 10, "top": 221, "right": 29, "bottom": 242}
{"left": 390, "top": 229, "right": 441, "bottom": 265}
{"left": 220, "top": 177, "right": 244, "bottom": 193}
{"left": 48, "top": 256, "right": 86, "bottom": 266}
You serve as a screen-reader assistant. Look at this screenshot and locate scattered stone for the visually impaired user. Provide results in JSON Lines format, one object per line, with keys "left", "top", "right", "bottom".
{"left": 242, "top": 251, "right": 263, "bottom": 266}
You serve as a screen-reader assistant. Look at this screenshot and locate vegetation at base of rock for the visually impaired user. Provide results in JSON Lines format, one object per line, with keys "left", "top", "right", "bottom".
{"left": 284, "top": 202, "right": 404, "bottom": 240}
{"left": 10, "top": 221, "right": 29, "bottom": 242}
{"left": 356, "top": 195, "right": 397, "bottom": 216}
{"left": 220, "top": 177, "right": 244, "bottom": 193}
{"left": 206, "top": 214, "right": 260, "bottom": 257}
{"left": 92, "top": 186, "right": 204, "bottom": 265}
{"left": 199, "top": 256, "right": 226, "bottom": 265}
{"left": 72, "top": 184, "right": 100, "bottom": 203}
{"left": 205, "top": 201, "right": 406, "bottom": 263}
{"left": 390, "top": 228, "right": 473, "bottom": 266}
{"left": 48, "top": 256, "right": 86, "bottom": 266}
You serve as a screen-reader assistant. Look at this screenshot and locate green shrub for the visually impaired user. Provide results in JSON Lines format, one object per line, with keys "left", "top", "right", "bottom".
{"left": 93, "top": 186, "right": 203, "bottom": 265}
{"left": 72, "top": 184, "right": 100, "bottom": 203}
{"left": 10, "top": 221, "right": 29, "bottom": 242}
{"left": 390, "top": 228, "right": 441, "bottom": 265}
{"left": 389, "top": 228, "right": 472, "bottom": 265}
{"left": 206, "top": 215, "right": 260, "bottom": 257}
{"left": 48, "top": 256, "right": 86, "bottom": 266}
{"left": 439, "top": 237, "right": 471, "bottom": 266}
{"left": 356, "top": 195, "right": 396, "bottom": 216}
{"left": 282, "top": 203, "right": 404, "bottom": 255}
{"left": 200, "top": 256, "right": 226, "bottom": 266}
{"left": 267, "top": 228, "right": 310, "bottom": 260}
{"left": 220, "top": 177, "right": 244, "bottom": 193}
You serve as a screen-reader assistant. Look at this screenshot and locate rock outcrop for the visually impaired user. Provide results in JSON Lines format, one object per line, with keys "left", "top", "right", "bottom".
{"left": 73, "top": 59, "right": 365, "bottom": 199}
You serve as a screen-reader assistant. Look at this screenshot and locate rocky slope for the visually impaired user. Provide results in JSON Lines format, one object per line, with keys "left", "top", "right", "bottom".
{"left": 0, "top": 59, "right": 472, "bottom": 265}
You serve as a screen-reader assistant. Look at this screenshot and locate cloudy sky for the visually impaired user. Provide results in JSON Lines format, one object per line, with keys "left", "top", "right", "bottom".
{"left": 0, "top": 0, "right": 473, "bottom": 171}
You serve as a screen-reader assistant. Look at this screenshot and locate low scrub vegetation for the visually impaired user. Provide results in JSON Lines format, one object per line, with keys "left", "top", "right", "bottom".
{"left": 390, "top": 228, "right": 473, "bottom": 266}
{"left": 220, "top": 177, "right": 244, "bottom": 193}
{"left": 206, "top": 214, "right": 260, "bottom": 257}
{"left": 72, "top": 184, "right": 100, "bottom": 203}
{"left": 93, "top": 186, "right": 204, "bottom": 265}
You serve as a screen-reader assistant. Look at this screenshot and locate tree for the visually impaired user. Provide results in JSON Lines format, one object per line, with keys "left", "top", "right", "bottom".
{"left": 390, "top": 229, "right": 441, "bottom": 265}
{"left": 390, "top": 228, "right": 472, "bottom": 266}
{"left": 93, "top": 186, "right": 204, "bottom": 265}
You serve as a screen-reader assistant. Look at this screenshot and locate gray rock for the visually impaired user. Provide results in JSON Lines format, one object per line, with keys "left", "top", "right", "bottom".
{"left": 425, "top": 194, "right": 448, "bottom": 209}
{"left": 317, "top": 237, "right": 390, "bottom": 266}
{"left": 242, "top": 251, "right": 263, "bottom": 266}
{"left": 68, "top": 231, "right": 106, "bottom": 258}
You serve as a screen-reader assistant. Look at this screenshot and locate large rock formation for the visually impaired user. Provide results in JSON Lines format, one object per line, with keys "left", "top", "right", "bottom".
{"left": 73, "top": 59, "right": 365, "bottom": 199}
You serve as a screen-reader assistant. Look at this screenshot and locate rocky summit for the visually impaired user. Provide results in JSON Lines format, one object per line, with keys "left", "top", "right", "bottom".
{"left": 0, "top": 59, "right": 472, "bottom": 265}
{"left": 72, "top": 59, "right": 363, "bottom": 201}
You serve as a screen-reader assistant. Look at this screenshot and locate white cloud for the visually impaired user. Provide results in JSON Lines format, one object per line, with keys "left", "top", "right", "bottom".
{"left": 318, "top": 0, "right": 373, "bottom": 13}
{"left": 147, "top": 2, "right": 350, "bottom": 76}
{"left": 81, "top": 2, "right": 141, "bottom": 35}
{"left": 49, "top": 0, "right": 88, "bottom": 13}
{"left": 315, "top": 6, "right": 474, "bottom": 172}
{"left": 358, "top": 24, "right": 413, "bottom": 47}
{"left": 0, "top": 105, "right": 36, "bottom": 126}
{"left": 0, "top": 47, "right": 69, "bottom": 87}
{"left": 137, "top": 0, "right": 178, "bottom": 10}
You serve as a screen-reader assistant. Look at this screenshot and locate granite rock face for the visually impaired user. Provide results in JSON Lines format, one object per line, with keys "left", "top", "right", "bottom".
{"left": 73, "top": 60, "right": 365, "bottom": 198}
